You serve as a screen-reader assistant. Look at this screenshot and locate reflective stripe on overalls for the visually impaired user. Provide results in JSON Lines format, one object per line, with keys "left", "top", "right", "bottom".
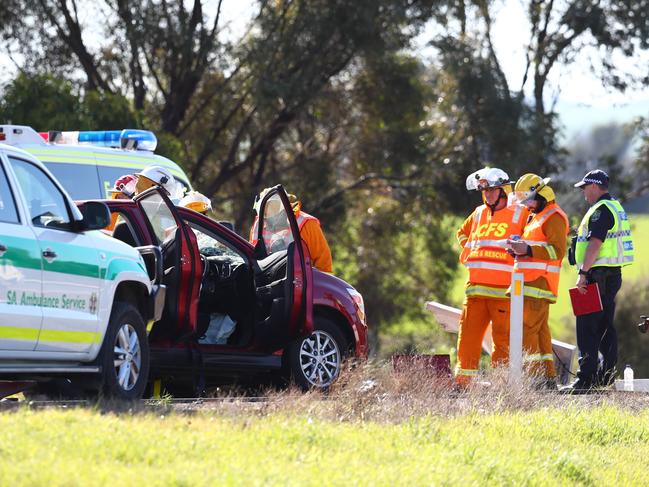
{"left": 575, "top": 199, "right": 634, "bottom": 267}
{"left": 460, "top": 204, "right": 526, "bottom": 286}
{"left": 513, "top": 203, "right": 569, "bottom": 302}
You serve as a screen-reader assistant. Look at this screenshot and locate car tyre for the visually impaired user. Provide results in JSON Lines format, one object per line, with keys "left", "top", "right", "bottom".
{"left": 99, "top": 302, "right": 150, "bottom": 400}
{"left": 289, "top": 316, "right": 348, "bottom": 390}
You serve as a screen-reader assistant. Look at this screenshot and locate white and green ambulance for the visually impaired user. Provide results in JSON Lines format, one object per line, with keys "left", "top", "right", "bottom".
{"left": 0, "top": 125, "right": 191, "bottom": 200}
{"left": 0, "top": 143, "right": 163, "bottom": 399}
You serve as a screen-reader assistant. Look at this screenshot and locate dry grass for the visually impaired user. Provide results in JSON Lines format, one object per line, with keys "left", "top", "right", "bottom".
{"left": 4, "top": 360, "right": 648, "bottom": 422}
{"left": 181, "top": 360, "right": 649, "bottom": 423}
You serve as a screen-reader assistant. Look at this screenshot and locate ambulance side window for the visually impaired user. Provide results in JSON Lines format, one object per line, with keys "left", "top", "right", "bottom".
{"left": 44, "top": 162, "right": 102, "bottom": 200}
{"left": 98, "top": 166, "right": 140, "bottom": 199}
{"left": 0, "top": 164, "right": 19, "bottom": 224}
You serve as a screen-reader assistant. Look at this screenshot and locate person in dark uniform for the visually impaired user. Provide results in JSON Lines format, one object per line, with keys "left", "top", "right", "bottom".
{"left": 561, "top": 169, "right": 634, "bottom": 393}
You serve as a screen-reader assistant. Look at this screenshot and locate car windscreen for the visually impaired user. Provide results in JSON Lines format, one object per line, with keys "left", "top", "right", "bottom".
{"left": 42, "top": 161, "right": 104, "bottom": 200}
{"left": 187, "top": 220, "right": 245, "bottom": 264}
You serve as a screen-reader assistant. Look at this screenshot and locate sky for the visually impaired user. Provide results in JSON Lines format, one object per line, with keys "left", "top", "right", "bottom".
{"left": 412, "top": 0, "right": 649, "bottom": 140}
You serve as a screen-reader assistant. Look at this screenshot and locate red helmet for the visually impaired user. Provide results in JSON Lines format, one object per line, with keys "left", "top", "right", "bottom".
{"left": 111, "top": 174, "right": 138, "bottom": 197}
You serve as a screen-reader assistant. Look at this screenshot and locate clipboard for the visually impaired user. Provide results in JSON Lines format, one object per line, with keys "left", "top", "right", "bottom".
{"left": 569, "top": 283, "right": 603, "bottom": 316}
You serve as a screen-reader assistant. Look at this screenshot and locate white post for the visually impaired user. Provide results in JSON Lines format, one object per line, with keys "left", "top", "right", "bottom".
{"left": 509, "top": 272, "right": 524, "bottom": 382}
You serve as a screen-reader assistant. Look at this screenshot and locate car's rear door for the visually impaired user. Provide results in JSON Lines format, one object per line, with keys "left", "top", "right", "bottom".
{"left": 135, "top": 188, "right": 201, "bottom": 337}
{"left": 255, "top": 186, "right": 312, "bottom": 340}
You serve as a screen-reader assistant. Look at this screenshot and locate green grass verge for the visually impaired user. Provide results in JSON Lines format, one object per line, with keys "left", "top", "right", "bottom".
{"left": 1, "top": 406, "right": 648, "bottom": 485}
{"left": 450, "top": 213, "right": 649, "bottom": 341}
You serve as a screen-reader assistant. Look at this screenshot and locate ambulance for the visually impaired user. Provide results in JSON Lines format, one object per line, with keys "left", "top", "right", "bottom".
{"left": 0, "top": 142, "right": 164, "bottom": 399}
{"left": 0, "top": 125, "right": 192, "bottom": 200}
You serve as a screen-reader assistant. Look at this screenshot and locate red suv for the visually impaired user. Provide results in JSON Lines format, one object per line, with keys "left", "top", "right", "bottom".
{"left": 88, "top": 185, "right": 367, "bottom": 393}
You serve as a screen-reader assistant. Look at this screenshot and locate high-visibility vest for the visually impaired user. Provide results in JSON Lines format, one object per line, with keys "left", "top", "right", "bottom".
{"left": 250, "top": 211, "right": 319, "bottom": 250}
{"left": 460, "top": 204, "right": 526, "bottom": 286}
{"left": 575, "top": 198, "right": 634, "bottom": 267}
{"left": 513, "top": 203, "right": 569, "bottom": 299}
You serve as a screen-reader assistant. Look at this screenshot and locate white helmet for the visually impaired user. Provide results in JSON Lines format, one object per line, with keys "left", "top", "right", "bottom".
{"left": 179, "top": 191, "right": 212, "bottom": 214}
{"left": 466, "top": 167, "right": 512, "bottom": 191}
{"left": 137, "top": 165, "right": 174, "bottom": 189}
{"left": 137, "top": 165, "right": 185, "bottom": 202}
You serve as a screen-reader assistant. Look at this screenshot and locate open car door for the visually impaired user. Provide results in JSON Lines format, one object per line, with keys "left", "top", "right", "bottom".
{"left": 254, "top": 185, "right": 313, "bottom": 345}
{"left": 135, "top": 187, "right": 201, "bottom": 340}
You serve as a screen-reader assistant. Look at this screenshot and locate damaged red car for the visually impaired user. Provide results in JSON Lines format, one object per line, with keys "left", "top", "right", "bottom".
{"left": 87, "top": 185, "right": 368, "bottom": 394}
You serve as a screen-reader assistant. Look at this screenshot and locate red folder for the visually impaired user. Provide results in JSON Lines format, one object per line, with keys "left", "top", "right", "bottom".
{"left": 569, "top": 283, "right": 603, "bottom": 316}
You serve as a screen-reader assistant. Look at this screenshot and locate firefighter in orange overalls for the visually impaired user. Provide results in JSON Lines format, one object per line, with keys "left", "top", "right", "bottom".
{"left": 456, "top": 168, "right": 528, "bottom": 386}
{"left": 506, "top": 174, "right": 569, "bottom": 389}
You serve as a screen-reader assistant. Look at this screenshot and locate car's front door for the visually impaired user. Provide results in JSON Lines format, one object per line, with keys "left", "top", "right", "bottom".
{"left": 0, "top": 156, "right": 43, "bottom": 351}
{"left": 8, "top": 156, "right": 102, "bottom": 353}
{"left": 255, "top": 186, "right": 312, "bottom": 340}
{"left": 135, "top": 188, "right": 201, "bottom": 338}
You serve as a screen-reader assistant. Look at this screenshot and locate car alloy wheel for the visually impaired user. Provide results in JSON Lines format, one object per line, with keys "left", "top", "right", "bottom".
{"left": 113, "top": 323, "right": 142, "bottom": 392}
{"left": 299, "top": 330, "right": 341, "bottom": 387}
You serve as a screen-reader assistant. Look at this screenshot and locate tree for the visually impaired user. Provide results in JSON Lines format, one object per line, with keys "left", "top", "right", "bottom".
{"left": 0, "top": 74, "right": 82, "bottom": 129}
{"left": 424, "top": 1, "right": 649, "bottom": 180}
{"left": 0, "top": 73, "right": 137, "bottom": 130}
{"left": 1, "top": 0, "right": 444, "bottom": 204}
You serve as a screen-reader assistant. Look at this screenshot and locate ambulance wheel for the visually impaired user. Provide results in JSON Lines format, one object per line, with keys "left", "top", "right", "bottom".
{"left": 99, "top": 302, "right": 150, "bottom": 400}
{"left": 289, "top": 317, "right": 348, "bottom": 390}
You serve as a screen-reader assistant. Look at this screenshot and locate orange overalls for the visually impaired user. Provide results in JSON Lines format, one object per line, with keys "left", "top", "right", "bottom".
{"left": 456, "top": 203, "right": 528, "bottom": 384}
{"left": 512, "top": 202, "right": 568, "bottom": 377}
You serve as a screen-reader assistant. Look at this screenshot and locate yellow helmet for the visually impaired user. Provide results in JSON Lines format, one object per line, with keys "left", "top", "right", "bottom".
{"left": 179, "top": 191, "right": 212, "bottom": 214}
{"left": 287, "top": 193, "right": 301, "bottom": 213}
{"left": 513, "top": 173, "right": 555, "bottom": 203}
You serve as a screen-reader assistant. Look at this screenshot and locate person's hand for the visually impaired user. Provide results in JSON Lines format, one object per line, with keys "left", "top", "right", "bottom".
{"left": 506, "top": 239, "right": 529, "bottom": 256}
{"left": 576, "top": 273, "right": 588, "bottom": 294}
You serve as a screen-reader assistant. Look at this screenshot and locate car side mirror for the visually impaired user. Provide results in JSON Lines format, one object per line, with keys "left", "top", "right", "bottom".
{"left": 78, "top": 201, "right": 111, "bottom": 231}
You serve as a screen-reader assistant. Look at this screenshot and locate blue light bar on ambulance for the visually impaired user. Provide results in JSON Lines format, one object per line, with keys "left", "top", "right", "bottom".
{"left": 78, "top": 130, "right": 122, "bottom": 147}
{"left": 48, "top": 129, "right": 158, "bottom": 151}
{"left": 119, "top": 129, "right": 157, "bottom": 151}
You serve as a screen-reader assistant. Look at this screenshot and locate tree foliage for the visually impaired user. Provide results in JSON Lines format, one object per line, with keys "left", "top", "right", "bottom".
{"left": 0, "top": 73, "right": 137, "bottom": 130}
{"left": 2, "top": 0, "right": 649, "bottom": 345}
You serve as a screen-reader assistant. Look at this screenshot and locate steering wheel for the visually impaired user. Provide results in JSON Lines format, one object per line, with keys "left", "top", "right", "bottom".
{"left": 200, "top": 253, "right": 209, "bottom": 280}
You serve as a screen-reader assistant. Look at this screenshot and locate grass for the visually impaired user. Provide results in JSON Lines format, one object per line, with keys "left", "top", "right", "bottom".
{"left": 1, "top": 364, "right": 649, "bottom": 486}
{"left": 449, "top": 213, "right": 649, "bottom": 342}
{"left": 3, "top": 406, "right": 649, "bottom": 485}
